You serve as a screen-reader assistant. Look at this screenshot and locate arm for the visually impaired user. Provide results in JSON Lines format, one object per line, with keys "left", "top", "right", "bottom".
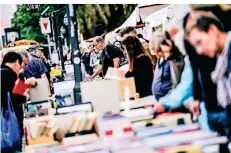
{"left": 113, "top": 57, "right": 120, "bottom": 68}
{"left": 158, "top": 59, "right": 193, "bottom": 109}
{"left": 90, "top": 64, "right": 102, "bottom": 79}
{"left": 107, "top": 45, "right": 120, "bottom": 68}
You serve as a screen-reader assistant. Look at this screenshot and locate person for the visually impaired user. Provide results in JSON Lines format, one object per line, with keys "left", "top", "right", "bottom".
{"left": 122, "top": 34, "right": 153, "bottom": 98}
{"left": 81, "top": 45, "right": 93, "bottom": 78}
{"left": 183, "top": 6, "right": 231, "bottom": 114}
{"left": 41, "top": 52, "right": 52, "bottom": 83}
{"left": 1, "top": 52, "right": 36, "bottom": 152}
{"left": 186, "top": 13, "right": 231, "bottom": 140}
{"left": 151, "top": 32, "right": 177, "bottom": 101}
{"left": 89, "top": 43, "right": 102, "bottom": 75}
{"left": 190, "top": 4, "right": 231, "bottom": 32}
{"left": 182, "top": 12, "right": 221, "bottom": 133}
{"left": 88, "top": 36, "right": 126, "bottom": 78}
{"left": 150, "top": 31, "right": 187, "bottom": 109}
{"left": 119, "top": 26, "right": 156, "bottom": 69}
{"left": 147, "top": 21, "right": 210, "bottom": 130}
{"left": 24, "top": 44, "right": 48, "bottom": 79}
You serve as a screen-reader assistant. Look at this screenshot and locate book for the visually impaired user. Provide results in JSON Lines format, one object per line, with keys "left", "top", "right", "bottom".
{"left": 143, "top": 130, "right": 218, "bottom": 149}
{"left": 12, "top": 79, "right": 29, "bottom": 95}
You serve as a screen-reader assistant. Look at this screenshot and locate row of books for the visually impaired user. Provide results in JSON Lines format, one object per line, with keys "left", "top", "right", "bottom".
{"left": 24, "top": 94, "right": 231, "bottom": 153}
{"left": 25, "top": 112, "right": 231, "bottom": 153}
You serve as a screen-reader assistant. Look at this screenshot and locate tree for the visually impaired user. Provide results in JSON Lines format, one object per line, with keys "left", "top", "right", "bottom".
{"left": 12, "top": 4, "right": 65, "bottom": 44}
{"left": 76, "top": 4, "right": 137, "bottom": 38}
{"left": 11, "top": 4, "right": 136, "bottom": 43}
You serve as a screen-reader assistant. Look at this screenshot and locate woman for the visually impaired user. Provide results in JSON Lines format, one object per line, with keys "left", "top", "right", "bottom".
{"left": 1, "top": 52, "right": 36, "bottom": 152}
{"left": 122, "top": 34, "right": 154, "bottom": 98}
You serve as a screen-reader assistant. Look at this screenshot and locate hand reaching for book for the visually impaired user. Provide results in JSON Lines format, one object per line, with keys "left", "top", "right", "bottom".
{"left": 153, "top": 102, "right": 165, "bottom": 113}
{"left": 23, "top": 88, "right": 30, "bottom": 100}
{"left": 25, "top": 77, "right": 37, "bottom": 87}
{"left": 189, "top": 100, "right": 200, "bottom": 117}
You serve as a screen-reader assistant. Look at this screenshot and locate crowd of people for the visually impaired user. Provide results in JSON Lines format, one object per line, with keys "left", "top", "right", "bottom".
{"left": 80, "top": 4, "right": 231, "bottom": 143}
{"left": 1, "top": 4, "right": 231, "bottom": 153}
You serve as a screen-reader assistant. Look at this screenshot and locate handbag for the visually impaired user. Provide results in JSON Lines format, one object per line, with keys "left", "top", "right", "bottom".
{"left": 1, "top": 92, "right": 21, "bottom": 151}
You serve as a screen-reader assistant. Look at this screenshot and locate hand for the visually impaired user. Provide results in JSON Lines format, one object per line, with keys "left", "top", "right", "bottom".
{"left": 118, "top": 70, "right": 125, "bottom": 77}
{"left": 153, "top": 103, "right": 165, "bottom": 113}
{"left": 189, "top": 100, "right": 200, "bottom": 117}
{"left": 23, "top": 88, "right": 30, "bottom": 100}
{"left": 84, "top": 75, "right": 93, "bottom": 81}
{"left": 25, "top": 77, "right": 37, "bottom": 86}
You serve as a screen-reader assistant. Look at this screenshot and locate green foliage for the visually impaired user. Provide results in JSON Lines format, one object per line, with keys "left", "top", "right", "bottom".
{"left": 12, "top": 4, "right": 137, "bottom": 43}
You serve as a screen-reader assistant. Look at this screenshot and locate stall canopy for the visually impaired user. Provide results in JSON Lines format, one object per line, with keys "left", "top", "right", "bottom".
{"left": 144, "top": 6, "right": 167, "bottom": 28}
{"left": 145, "top": 4, "right": 190, "bottom": 28}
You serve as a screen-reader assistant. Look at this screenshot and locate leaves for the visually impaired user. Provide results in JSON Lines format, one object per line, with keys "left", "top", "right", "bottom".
{"left": 11, "top": 4, "right": 137, "bottom": 43}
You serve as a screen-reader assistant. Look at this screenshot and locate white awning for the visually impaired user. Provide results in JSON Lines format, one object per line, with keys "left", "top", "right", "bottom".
{"left": 145, "top": 6, "right": 167, "bottom": 27}
{"left": 145, "top": 4, "right": 190, "bottom": 28}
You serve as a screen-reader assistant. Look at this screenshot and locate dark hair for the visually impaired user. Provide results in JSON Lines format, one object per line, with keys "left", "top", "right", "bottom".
{"left": 119, "top": 26, "right": 137, "bottom": 37}
{"left": 186, "top": 14, "right": 224, "bottom": 37}
{"left": 95, "top": 36, "right": 104, "bottom": 43}
{"left": 122, "top": 35, "right": 153, "bottom": 71}
{"left": 2, "top": 52, "right": 23, "bottom": 66}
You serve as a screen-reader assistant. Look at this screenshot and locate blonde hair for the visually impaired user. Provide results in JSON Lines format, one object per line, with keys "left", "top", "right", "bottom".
{"left": 142, "top": 42, "right": 156, "bottom": 68}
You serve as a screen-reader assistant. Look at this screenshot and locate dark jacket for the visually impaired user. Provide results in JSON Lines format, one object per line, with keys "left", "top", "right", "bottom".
{"left": 184, "top": 40, "right": 223, "bottom": 112}
{"left": 152, "top": 46, "right": 185, "bottom": 100}
{"left": 125, "top": 55, "right": 153, "bottom": 98}
{"left": 24, "top": 54, "right": 48, "bottom": 79}
{"left": 1, "top": 65, "right": 18, "bottom": 109}
{"left": 1, "top": 65, "right": 26, "bottom": 140}
{"left": 152, "top": 59, "right": 172, "bottom": 100}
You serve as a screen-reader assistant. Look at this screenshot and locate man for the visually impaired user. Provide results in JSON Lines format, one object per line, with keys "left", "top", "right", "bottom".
{"left": 24, "top": 44, "right": 48, "bottom": 79}
{"left": 88, "top": 36, "right": 124, "bottom": 78}
{"left": 186, "top": 13, "right": 231, "bottom": 139}
{"left": 89, "top": 43, "right": 102, "bottom": 75}
{"left": 183, "top": 5, "right": 231, "bottom": 111}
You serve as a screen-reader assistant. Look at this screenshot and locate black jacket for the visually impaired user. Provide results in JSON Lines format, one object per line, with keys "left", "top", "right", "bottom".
{"left": 1, "top": 65, "right": 26, "bottom": 139}
{"left": 1, "top": 65, "right": 18, "bottom": 109}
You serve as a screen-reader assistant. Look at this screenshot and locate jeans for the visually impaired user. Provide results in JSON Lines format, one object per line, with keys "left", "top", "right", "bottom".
{"left": 207, "top": 110, "right": 231, "bottom": 140}
{"left": 207, "top": 110, "right": 231, "bottom": 152}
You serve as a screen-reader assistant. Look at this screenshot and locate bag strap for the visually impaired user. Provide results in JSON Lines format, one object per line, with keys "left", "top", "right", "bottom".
{"left": 227, "top": 40, "right": 231, "bottom": 72}
{"left": 7, "top": 92, "right": 15, "bottom": 113}
{"left": 104, "top": 46, "right": 111, "bottom": 59}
